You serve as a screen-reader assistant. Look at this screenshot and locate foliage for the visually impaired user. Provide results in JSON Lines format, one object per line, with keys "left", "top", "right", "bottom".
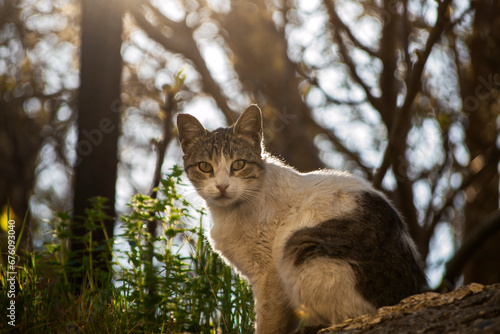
{"left": 0, "top": 167, "right": 254, "bottom": 333}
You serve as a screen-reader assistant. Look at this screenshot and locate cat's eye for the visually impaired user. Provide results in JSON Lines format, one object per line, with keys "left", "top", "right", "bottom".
{"left": 231, "top": 160, "right": 246, "bottom": 171}
{"left": 198, "top": 162, "right": 213, "bottom": 173}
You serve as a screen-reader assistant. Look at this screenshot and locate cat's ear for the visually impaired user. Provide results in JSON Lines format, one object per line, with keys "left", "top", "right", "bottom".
{"left": 177, "top": 113, "right": 206, "bottom": 149}
{"left": 233, "top": 105, "right": 263, "bottom": 143}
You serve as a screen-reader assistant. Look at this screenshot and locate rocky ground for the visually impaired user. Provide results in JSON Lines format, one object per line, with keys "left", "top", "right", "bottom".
{"left": 319, "top": 283, "right": 500, "bottom": 334}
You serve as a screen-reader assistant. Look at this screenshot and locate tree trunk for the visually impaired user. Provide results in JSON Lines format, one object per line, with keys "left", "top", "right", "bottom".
{"left": 0, "top": 2, "right": 42, "bottom": 262}
{"left": 0, "top": 100, "right": 39, "bottom": 261}
{"left": 70, "top": 0, "right": 123, "bottom": 288}
{"left": 462, "top": 0, "right": 500, "bottom": 285}
{"left": 220, "top": 1, "right": 323, "bottom": 172}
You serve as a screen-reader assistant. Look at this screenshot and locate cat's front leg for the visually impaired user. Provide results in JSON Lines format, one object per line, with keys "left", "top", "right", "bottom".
{"left": 253, "top": 272, "right": 298, "bottom": 334}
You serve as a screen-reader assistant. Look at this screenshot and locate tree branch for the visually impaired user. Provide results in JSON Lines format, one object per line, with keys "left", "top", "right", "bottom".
{"left": 439, "top": 210, "right": 500, "bottom": 291}
{"left": 425, "top": 146, "right": 500, "bottom": 236}
{"left": 421, "top": 129, "right": 454, "bottom": 232}
{"left": 127, "top": 0, "right": 238, "bottom": 122}
{"left": 372, "top": 0, "right": 454, "bottom": 188}
{"left": 297, "top": 65, "right": 368, "bottom": 107}
{"left": 150, "top": 90, "right": 175, "bottom": 199}
{"left": 323, "top": 0, "right": 379, "bottom": 58}
{"left": 323, "top": 0, "right": 383, "bottom": 113}
{"left": 321, "top": 123, "right": 374, "bottom": 177}
{"left": 402, "top": 0, "right": 412, "bottom": 85}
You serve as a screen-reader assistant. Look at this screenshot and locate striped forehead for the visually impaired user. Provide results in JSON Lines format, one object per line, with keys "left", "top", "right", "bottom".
{"left": 206, "top": 128, "right": 236, "bottom": 159}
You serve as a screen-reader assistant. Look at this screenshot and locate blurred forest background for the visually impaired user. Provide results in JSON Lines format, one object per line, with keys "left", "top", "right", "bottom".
{"left": 1, "top": 0, "right": 499, "bottom": 291}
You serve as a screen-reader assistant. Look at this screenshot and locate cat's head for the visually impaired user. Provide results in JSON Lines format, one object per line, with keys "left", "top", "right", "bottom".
{"left": 177, "top": 105, "right": 264, "bottom": 208}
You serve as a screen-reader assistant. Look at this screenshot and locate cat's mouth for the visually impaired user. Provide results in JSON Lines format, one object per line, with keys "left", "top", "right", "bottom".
{"left": 215, "top": 193, "right": 232, "bottom": 201}
{"left": 206, "top": 193, "right": 238, "bottom": 207}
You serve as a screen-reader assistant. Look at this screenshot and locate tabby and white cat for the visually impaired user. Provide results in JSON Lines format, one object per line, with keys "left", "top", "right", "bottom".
{"left": 177, "top": 105, "right": 427, "bottom": 334}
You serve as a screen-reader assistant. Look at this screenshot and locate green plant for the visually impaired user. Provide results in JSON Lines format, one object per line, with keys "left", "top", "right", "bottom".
{"left": 0, "top": 166, "right": 254, "bottom": 333}
{"left": 116, "top": 165, "right": 254, "bottom": 333}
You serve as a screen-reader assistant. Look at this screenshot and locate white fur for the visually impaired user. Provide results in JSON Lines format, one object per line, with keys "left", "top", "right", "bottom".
{"left": 279, "top": 257, "right": 376, "bottom": 325}
{"left": 206, "top": 157, "right": 377, "bottom": 333}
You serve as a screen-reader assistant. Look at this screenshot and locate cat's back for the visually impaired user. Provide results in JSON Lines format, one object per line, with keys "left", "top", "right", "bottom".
{"left": 264, "top": 159, "right": 378, "bottom": 223}
{"left": 266, "top": 160, "right": 427, "bottom": 307}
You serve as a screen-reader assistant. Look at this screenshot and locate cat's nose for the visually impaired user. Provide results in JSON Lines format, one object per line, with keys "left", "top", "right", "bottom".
{"left": 216, "top": 184, "right": 229, "bottom": 195}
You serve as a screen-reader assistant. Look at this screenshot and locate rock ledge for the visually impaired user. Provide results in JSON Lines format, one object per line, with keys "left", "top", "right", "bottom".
{"left": 320, "top": 283, "right": 500, "bottom": 333}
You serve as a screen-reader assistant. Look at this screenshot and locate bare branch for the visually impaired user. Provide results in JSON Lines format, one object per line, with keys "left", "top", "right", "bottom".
{"left": 421, "top": 129, "right": 454, "bottom": 233}
{"left": 150, "top": 90, "right": 175, "bottom": 199}
{"left": 372, "top": 0, "right": 454, "bottom": 188}
{"left": 323, "top": 127, "right": 374, "bottom": 177}
{"left": 323, "top": 0, "right": 379, "bottom": 58}
{"left": 425, "top": 146, "right": 500, "bottom": 235}
{"left": 126, "top": 0, "right": 238, "bottom": 122}
{"left": 297, "top": 66, "right": 367, "bottom": 107}
{"left": 323, "top": 0, "right": 383, "bottom": 112}
{"left": 439, "top": 210, "right": 500, "bottom": 291}
{"left": 402, "top": 1, "right": 412, "bottom": 84}
{"left": 303, "top": 112, "right": 374, "bottom": 177}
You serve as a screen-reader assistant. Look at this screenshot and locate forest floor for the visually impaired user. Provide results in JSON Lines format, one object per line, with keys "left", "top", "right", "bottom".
{"left": 320, "top": 283, "right": 500, "bottom": 334}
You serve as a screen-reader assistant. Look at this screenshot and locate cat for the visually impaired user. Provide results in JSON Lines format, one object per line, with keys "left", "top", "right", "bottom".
{"left": 177, "top": 105, "right": 428, "bottom": 334}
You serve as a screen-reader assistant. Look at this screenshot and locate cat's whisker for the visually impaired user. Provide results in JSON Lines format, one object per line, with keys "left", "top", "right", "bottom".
{"left": 239, "top": 192, "right": 262, "bottom": 203}
{"left": 182, "top": 191, "right": 204, "bottom": 202}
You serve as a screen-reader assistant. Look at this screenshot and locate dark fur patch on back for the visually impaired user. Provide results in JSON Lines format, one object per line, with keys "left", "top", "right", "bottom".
{"left": 283, "top": 191, "right": 427, "bottom": 308}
